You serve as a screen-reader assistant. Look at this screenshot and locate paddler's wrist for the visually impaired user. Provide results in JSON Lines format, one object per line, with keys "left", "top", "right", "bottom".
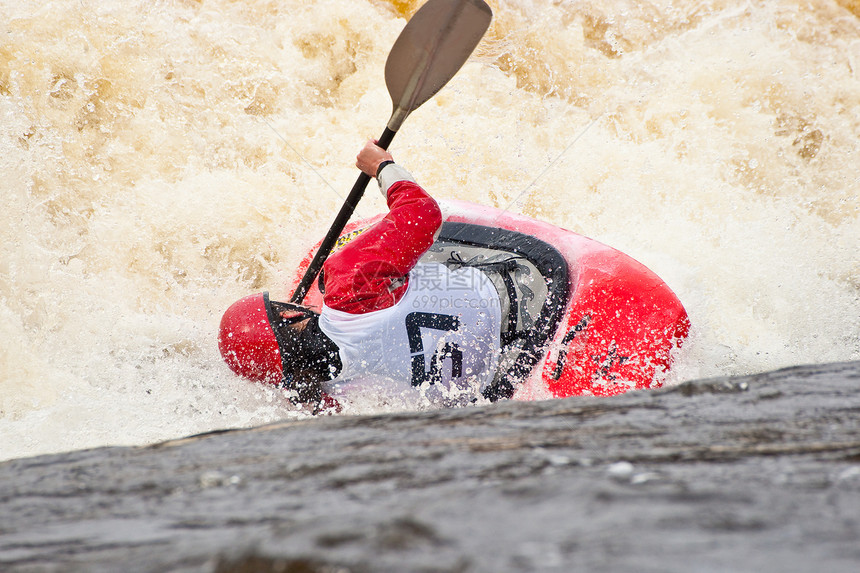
{"left": 375, "top": 160, "right": 395, "bottom": 179}
{"left": 377, "top": 162, "right": 417, "bottom": 198}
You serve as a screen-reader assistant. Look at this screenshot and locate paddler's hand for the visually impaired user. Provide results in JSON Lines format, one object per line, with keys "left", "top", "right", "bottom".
{"left": 356, "top": 140, "right": 394, "bottom": 179}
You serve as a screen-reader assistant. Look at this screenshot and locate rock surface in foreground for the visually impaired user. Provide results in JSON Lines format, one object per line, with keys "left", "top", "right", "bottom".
{"left": 2, "top": 361, "right": 860, "bottom": 572}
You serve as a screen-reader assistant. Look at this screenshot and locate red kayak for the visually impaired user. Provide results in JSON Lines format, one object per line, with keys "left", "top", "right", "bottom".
{"left": 290, "top": 199, "right": 689, "bottom": 400}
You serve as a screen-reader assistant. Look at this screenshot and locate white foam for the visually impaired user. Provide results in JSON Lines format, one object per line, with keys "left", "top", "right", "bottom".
{"left": 1, "top": 0, "right": 858, "bottom": 460}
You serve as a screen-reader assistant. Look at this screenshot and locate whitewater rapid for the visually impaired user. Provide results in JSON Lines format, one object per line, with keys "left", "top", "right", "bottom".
{"left": 1, "top": 0, "right": 858, "bottom": 461}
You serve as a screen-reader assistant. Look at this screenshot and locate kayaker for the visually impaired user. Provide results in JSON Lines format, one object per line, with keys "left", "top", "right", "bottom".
{"left": 219, "top": 140, "right": 503, "bottom": 411}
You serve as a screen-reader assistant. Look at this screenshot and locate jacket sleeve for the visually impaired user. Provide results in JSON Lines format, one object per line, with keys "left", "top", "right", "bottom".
{"left": 321, "top": 176, "right": 443, "bottom": 314}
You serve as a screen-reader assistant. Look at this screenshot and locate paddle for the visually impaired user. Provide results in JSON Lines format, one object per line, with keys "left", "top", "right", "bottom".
{"left": 290, "top": 0, "right": 493, "bottom": 303}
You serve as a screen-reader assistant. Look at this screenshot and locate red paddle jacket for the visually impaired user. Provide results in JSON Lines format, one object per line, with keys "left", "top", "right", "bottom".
{"left": 321, "top": 172, "right": 443, "bottom": 314}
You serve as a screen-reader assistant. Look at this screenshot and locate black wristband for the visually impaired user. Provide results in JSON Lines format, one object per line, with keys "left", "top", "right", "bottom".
{"left": 376, "top": 160, "right": 395, "bottom": 179}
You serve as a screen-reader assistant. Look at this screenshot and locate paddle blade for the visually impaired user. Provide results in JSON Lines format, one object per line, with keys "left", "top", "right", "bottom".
{"left": 385, "top": 0, "right": 492, "bottom": 131}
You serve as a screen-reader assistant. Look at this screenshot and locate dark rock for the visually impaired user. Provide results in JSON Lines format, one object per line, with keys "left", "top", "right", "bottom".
{"left": 2, "top": 361, "right": 860, "bottom": 572}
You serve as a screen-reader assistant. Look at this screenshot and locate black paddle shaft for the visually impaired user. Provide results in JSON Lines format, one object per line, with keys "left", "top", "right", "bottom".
{"left": 290, "top": 127, "right": 396, "bottom": 303}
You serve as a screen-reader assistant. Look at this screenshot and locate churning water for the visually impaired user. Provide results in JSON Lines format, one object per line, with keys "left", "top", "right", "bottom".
{"left": 1, "top": 0, "right": 858, "bottom": 460}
